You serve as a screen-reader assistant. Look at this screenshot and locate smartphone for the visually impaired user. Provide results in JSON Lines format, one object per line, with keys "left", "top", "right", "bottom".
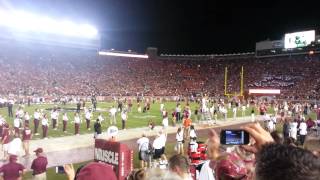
{"left": 220, "top": 129, "right": 249, "bottom": 145}
{"left": 55, "top": 166, "right": 65, "bottom": 174}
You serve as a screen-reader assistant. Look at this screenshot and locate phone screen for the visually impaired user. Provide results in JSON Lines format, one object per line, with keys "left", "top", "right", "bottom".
{"left": 221, "top": 130, "right": 249, "bottom": 145}
{"left": 56, "top": 166, "right": 65, "bottom": 174}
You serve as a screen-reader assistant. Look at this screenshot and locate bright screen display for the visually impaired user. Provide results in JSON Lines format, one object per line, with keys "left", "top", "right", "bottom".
{"left": 284, "top": 30, "right": 315, "bottom": 49}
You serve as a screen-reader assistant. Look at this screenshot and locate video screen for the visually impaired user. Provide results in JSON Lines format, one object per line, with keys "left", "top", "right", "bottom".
{"left": 284, "top": 30, "right": 315, "bottom": 49}
{"left": 225, "top": 130, "right": 245, "bottom": 145}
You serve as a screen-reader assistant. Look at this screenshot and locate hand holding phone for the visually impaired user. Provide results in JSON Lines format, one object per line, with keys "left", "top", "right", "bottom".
{"left": 220, "top": 129, "right": 250, "bottom": 145}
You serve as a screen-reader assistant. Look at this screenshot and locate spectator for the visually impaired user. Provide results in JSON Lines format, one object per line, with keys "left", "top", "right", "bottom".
{"left": 136, "top": 132, "right": 150, "bottom": 168}
{"left": 0, "top": 155, "right": 25, "bottom": 180}
{"left": 127, "top": 169, "right": 146, "bottom": 180}
{"left": 64, "top": 162, "right": 117, "bottom": 180}
{"left": 255, "top": 144, "right": 320, "bottom": 180}
{"left": 31, "top": 148, "right": 48, "bottom": 180}
{"left": 167, "top": 154, "right": 192, "bottom": 180}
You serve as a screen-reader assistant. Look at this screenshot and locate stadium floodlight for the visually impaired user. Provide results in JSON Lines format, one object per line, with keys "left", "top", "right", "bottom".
{"left": 0, "top": 9, "right": 98, "bottom": 38}
{"left": 99, "top": 51, "right": 149, "bottom": 59}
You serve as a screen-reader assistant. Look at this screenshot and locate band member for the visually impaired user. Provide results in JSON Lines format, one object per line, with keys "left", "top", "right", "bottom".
{"left": 34, "top": 109, "right": 40, "bottom": 135}
{"left": 0, "top": 115, "right": 4, "bottom": 137}
{"left": 13, "top": 115, "right": 20, "bottom": 136}
{"left": 22, "top": 125, "right": 32, "bottom": 156}
{"left": 2, "top": 123, "right": 10, "bottom": 159}
{"left": 121, "top": 111, "right": 127, "bottom": 130}
{"left": 62, "top": 113, "right": 68, "bottom": 133}
{"left": 41, "top": 114, "right": 49, "bottom": 139}
{"left": 85, "top": 109, "right": 92, "bottom": 130}
{"left": 74, "top": 113, "right": 81, "bottom": 135}
{"left": 24, "top": 112, "right": 31, "bottom": 127}
{"left": 51, "top": 109, "right": 58, "bottom": 130}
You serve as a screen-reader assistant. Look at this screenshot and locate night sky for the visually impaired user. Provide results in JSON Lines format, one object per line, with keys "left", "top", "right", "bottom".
{"left": 3, "top": 0, "right": 320, "bottom": 54}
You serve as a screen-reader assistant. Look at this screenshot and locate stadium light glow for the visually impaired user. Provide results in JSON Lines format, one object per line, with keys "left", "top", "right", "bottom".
{"left": 249, "top": 89, "right": 281, "bottom": 94}
{"left": 99, "top": 51, "right": 149, "bottom": 59}
{"left": 0, "top": 9, "right": 98, "bottom": 38}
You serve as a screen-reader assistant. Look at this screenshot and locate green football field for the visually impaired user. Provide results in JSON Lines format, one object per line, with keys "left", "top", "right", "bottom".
{"left": 0, "top": 101, "right": 280, "bottom": 139}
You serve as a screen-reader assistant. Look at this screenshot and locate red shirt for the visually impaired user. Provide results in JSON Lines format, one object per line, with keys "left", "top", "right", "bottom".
{"left": 0, "top": 162, "right": 25, "bottom": 180}
{"left": 22, "top": 129, "right": 32, "bottom": 141}
{"left": 31, "top": 156, "right": 48, "bottom": 175}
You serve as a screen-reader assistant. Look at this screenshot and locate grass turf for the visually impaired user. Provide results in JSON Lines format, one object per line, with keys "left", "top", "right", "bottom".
{"left": 0, "top": 101, "right": 281, "bottom": 139}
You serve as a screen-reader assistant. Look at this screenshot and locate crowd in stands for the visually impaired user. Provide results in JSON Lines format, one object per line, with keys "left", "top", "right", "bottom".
{"left": 0, "top": 42, "right": 319, "bottom": 100}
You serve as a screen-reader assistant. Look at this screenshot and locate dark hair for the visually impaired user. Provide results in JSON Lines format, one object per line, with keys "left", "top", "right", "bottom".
{"left": 127, "top": 169, "right": 145, "bottom": 180}
{"left": 168, "top": 154, "right": 189, "bottom": 173}
{"left": 256, "top": 143, "right": 320, "bottom": 180}
{"left": 270, "top": 131, "right": 284, "bottom": 144}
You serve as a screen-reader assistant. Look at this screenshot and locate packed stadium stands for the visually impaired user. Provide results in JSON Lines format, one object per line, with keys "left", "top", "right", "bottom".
{"left": 0, "top": 40, "right": 319, "bottom": 100}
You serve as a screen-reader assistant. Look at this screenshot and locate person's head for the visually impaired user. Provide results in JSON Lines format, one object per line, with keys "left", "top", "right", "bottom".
{"left": 304, "top": 138, "right": 320, "bottom": 157}
{"left": 127, "top": 169, "right": 145, "bottom": 180}
{"left": 34, "top": 147, "right": 43, "bottom": 156}
{"left": 270, "top": 131, "right": 284, "bottom": 144}
{"left": 284, "top": 137, "right": 296, "bottom": 146}
{"left": 190, "top": 125, "right": 194, "bottom": 130}
{"left": 256, "top": 143, "right": 320, "bottom": 180}
{"left": 96, "top": 119, "right": 100, "bottom": 123}
{"left": 75, "top": 162, "right": 117, "bottom": 180}
{"left": 9, "top": 155, "right": 18, "bottom": 162}
{"left": 177, "top": 127, "right": 181, "bottom": 133}
{"left": 168, "top": 154, "right": 189, "bottom": 178}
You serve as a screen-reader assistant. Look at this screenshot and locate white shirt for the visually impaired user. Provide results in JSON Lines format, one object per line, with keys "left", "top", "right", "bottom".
{"left": 24, "top": 114, "right": 30, "bottom": 121}
{"left": 63, "top": 115, "right": 68, "bottom": 121}
{"left": 85, "top": 112, "right": 92, "bottom": 120}
{"left": 34, "top": 112, "right": 40, "bottom": 119}
{"left": 98, "top": 115, "right": 104, "bottom": 122}
{"left": 153, "top": 136, "right": 163, "bottom": 149}
{"left": 190, "top": 129, "right": 197, "bottom": 138}
{"left": 74, "top": 116, "right": 81, "bottom": 124}
{"left": 42, "top": 118, "right": 48, "bottom": 126}
{"left": 51, "top": 111, "right": 58, "bottom": 119}
{"left": 109, "top": 108, "right": 117, "bottom": 116}
{"left": 160, "top": 104, "right": 164, "bottom": 110}
{"left": 176, "top": 132, "right": 184, "bottom": 142}
{"left": 159, "top": 133, "right": 167, "bottom": 147}
{"left": 233, "top": 107, "right": 237, "bottom": 113}
{"left": 121, "top": 113, "right": 127, "bottom": 121}
{"left": 8, "top": 138, "right": 22, "bottom": 156}
{"left": 137, "top": 137, "right": 149, "bottom": 151}
{"left": 199, "top": 160, "right": 215, "bottom": 180}
{"left": 162, "top": 117, "right": 168, "bottom": 127}
{"left": 299, "top": 122, "right": 307, "bottom": 135}
{"left": 13, "top": 118, "right": 20, "bottom": 128}
{"left": 268, "top": 121, "right": 274, "bottom": 131}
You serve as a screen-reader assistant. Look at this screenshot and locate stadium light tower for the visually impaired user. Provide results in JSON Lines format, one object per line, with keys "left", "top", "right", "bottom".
{"left": 0, "top": 9, "right": 98, "bottom": 38}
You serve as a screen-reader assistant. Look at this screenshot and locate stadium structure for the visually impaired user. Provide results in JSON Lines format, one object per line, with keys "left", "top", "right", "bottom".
{"left": 0, "top": 9, "right": 319, "bottom": 101}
